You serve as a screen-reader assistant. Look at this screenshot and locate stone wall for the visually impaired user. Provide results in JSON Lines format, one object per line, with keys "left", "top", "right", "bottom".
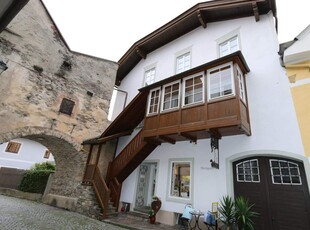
{"left": 0, "top": 0, "right": 117, "bottom": 143}
{"left": 0, "top": 0, "right": 117, "bottom": 218}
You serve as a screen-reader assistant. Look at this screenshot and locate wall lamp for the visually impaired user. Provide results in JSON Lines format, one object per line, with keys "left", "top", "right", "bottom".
{"left": 0, "top": 58, "right": 8, "bottom": 75}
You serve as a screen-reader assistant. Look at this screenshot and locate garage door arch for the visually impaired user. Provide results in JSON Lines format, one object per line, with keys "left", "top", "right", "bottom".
{"left": 230, "top": 152, "right": 310, "bottom": 230}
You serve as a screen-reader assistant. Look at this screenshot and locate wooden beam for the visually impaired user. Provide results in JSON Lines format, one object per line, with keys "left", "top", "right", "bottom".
{"left": 180, "top": 132, "right": 197, "bottom": 142}
{"left": 136, "top": 47, "right": 147, "bottom": 59}
{"left": 197, "top": 10, "right": 207, "bottom": 28}
{"left": 159, "top": 135, "right": 176, "bottom": 144}
{"left": 252, "top": 2, "right": 259, "bottom": 22}
{"left": 144, "top": 137, "right": 162, "bottom": 146}
{"left": 209, "top": 129, "right": 222, "bottom": 139}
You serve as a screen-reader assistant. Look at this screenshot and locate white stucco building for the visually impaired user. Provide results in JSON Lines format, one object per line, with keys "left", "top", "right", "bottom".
{"left": 83, "top": 1, "right": 310, "bottom": 229}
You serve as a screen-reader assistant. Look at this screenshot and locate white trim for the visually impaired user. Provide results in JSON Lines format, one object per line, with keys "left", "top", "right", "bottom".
{"left": 290, "top": 78, "right": 310, "bottom": 88}
{"left": 226, "top": 150, "right": 310, "bottom": 197}
{"left": 237, "top": 65, "right": 246, "bottom": 104}
{"left": 146, "top": 87, "right": 161, "bottom": 116}
{"left": 161, "top": 80, "right": 181, "bottom": 112}
{"left": 175, "top": 47, "right": 192, "bottom": 74}
{"left": 166, "top": 158, "right": 194, "bottom": 204}
{"left": 216, "top": 27, "right": 241, "bottom": 57}
{"left": 143, "top": 66, "right": 156, "bottom": 87}
{"left": 207, "top": 62, "right": 235, "bottom": 101}
{"left": 182, "top": 72, "right": 205, "bottom": 107}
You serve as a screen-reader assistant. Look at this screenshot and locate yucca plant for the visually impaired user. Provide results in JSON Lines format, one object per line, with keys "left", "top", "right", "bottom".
{"left": 218, "top": 195, "right": 236, "bottom": 229}
{"left": 234, "top": 196, "right": 258, "bottom": 230}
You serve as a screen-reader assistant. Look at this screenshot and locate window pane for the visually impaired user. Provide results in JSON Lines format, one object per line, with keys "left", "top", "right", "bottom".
{"left": 269, "top": 159, "right": 302, "bottom": 185}
{"left": 170, "top": 161, "right": 191, "bottom": 198}
{"left": 148, "top": 89, "right": 160, "bottom": 114}
{"left": 176, "top": 52, "right": 191, "bottom": 74}
{"left": 162, "top": 82, "right": 180, "bottom": 111}
{"left": 184, "top": 75, "right": 204, "bottom": 105}
{"left": 236, "top": 159, "right": 260, "bottom": 183}
{"left": 209, "top": 64, "right": 233, "bottom": 100}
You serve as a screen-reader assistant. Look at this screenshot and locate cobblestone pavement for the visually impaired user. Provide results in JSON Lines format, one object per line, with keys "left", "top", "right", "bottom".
{"left": 0, "top": 195, "right": 126, "bottom": 230}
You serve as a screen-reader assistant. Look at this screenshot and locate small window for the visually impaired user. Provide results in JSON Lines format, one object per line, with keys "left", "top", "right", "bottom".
{"left": 147, "top": 87, "right": 161, "bottom": 115}
{"left": 43, "top": 150, "right": 51, "bottom": 159}
{"left": 219, "top": 36, "right": 239, "bottom": 57}
{"left": 144, "top": 68, "right": 156, "bottom": 86}
{"left": 176, "top": 52, "right": 191, "bottom": 74}
{"left": 237, "top": 66, "right": 246, "bottom": 104}
{"left": 236, "top": 159, "right": 260, "bottom": 182}
{"left": 207, "top": 63, "right": 235, "bottom": 101}
{"left": 183, "top": 73, "right": 204, "bottom": 106}
{"left": 270, "top": 159, "right": 302, "bottom": 185}
{"left": 5, "top": 141, "right": 21, "bottom": 154}
{"left": 161, "top": 81, "right": 180, "bottom": 111}
{"left": 169, "top": 160, "right": 192, "bottom": 200}
{"left": 59, "top": 98, "right": 75, "bottom": 116}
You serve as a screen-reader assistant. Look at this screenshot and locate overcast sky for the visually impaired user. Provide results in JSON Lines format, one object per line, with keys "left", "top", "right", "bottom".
{"left": 42, "top": 0, "right": 309, "bottom": 62}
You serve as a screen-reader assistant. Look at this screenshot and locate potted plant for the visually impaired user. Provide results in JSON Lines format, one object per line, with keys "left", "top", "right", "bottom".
{"left": 218, "top": 195, "right": 258, "bottom": 230}
{"left": 218, "top": 195, "right": 236, "bottom": 230}
{"left": 148, "top": 196, "right": 162, "bottom": 224}
{"left": 234, "top": 196, "right": 258, "bottom": 230}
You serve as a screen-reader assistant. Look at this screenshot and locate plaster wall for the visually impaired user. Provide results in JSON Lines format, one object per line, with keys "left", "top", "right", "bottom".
{"left": 117, "top": 13, "right": 305, "bottom": 216}
{"left": 0, "top": 138, "right": 54, "bottom": 169}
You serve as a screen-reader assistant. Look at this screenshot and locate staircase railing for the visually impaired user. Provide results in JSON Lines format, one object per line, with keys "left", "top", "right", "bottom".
{"left": 92, "top": 166, "right": 110, "bottom": 218}
{"left": 109, "top": 177, "right": 122, "bottom": 209}
{"left": 107, "top": 129, "right": 144, "bottom": 183}
{"left": 82, "top": 164, "right": 96, "bottom": 185}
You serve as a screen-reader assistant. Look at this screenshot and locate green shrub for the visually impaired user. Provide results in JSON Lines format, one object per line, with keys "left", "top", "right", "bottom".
{"left": 31, "top": 162, "right": 55, "bottom": 171}
{"left": 18, "top": 162, "right": 55, "bottom": 194}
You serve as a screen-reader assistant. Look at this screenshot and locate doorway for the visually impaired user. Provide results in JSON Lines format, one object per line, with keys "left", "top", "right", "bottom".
{"left": 134, "top": 162, "right": 157, "bottom": 212}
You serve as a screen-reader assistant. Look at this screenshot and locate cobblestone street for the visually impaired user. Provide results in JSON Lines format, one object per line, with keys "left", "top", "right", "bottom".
{"left": 0, "top": 195, "right": 126, "bottom": 230}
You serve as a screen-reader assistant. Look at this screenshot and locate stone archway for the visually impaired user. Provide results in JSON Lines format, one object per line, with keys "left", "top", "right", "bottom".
{"left": 0, "top": 126, "right": 98, "bottom": 216}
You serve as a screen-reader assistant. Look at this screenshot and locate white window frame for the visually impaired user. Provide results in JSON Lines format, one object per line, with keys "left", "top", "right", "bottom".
{"left": 216, "top": 28, "right": 241, "bottom": 57}
{"left": 147, "top": 87, "right": 161, "bottom": 116}
{"left": 175, "top": 49, "right": 191, "bottom": 74}
{"left": 167, "top": 158, "right": 194, "bottom": 204}
{"left": 182, "top": 72, "right": 205, "bottom": 107}
{"left": 269, "top": 159, "right": 302, "bottom": 185}
{"left": 207, "top": 62, "right": 235, "bottom": 101}
{"left": 219, "top": 36, "right": 239, "bottom": 57}
{"left": 236, "top": 159, "right": 260, "bottom": 183}
{"left": 143, "top": 67, "right": 156, "bottom": 86}
{"left": 237, "top": 65, "right": 246, "bottom": 104}
{"left": 161, "top": 80, "right": 181, "bottom": 112}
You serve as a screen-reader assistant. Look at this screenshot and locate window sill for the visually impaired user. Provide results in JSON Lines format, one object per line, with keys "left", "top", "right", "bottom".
{"left": 182, "top": 101, "right": 205, "bottom": 109}
{"left": 207, "top": 95, "right": 236, "bottom": 104}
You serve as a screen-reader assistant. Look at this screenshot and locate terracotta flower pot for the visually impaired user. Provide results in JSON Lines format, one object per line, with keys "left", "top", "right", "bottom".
{"left": 149, "top": 216, "right": 156, "bottom": 224}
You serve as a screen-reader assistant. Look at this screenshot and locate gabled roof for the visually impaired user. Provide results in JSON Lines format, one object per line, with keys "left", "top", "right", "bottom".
{"left": 116, "top": 0, "right": 276, "bottom": 85}
{"left": 0, "top": 0, "right": 29, "bottom": 33}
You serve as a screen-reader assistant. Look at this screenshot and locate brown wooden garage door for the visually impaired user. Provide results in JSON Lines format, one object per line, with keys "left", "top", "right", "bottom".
{"left": 233, "top": 156, "right": 310, "bottom": 230}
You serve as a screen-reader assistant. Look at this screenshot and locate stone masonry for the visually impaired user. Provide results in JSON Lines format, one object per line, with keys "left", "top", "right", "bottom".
{"left": 0, "top": 0, "right": 117, "bottom": 217}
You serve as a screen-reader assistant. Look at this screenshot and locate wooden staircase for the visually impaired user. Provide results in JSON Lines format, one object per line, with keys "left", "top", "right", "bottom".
{"left": 83, "top": 129, "right": 158, "bottom": 218}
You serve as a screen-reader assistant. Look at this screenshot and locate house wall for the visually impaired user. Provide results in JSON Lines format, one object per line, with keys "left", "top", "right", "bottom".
{"left": 0, "top": 138, "right": 54, "bottom": 169}
{"left": 115, "top": 12, "right": 306, "bottom": 219}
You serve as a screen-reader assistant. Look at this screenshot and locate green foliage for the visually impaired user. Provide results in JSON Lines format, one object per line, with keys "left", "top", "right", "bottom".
{"left": 218, "top": 195, "right": 258, "bottom": 230}
{"left": 18, "top": 162, "right": 55, "bottom": 194}
{"left": 31, "top": 162, "right": 55, "bottom": 171}
{"left": 234, "top": 196, "right": 258, "bottom": 230}
{"left": 218, "top": 195, "right": 236, "bottom": 227}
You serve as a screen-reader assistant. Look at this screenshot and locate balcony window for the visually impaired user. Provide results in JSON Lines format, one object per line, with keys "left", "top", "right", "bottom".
{"left": 147, "top": 87, "right": 161, "bottom": 115}
{"left": 207, "top": 62, "right": 235, "bottom": 100}
{"left": 237, "top": 66, "right": 246, "bottom": 103}
{"left": 176, "top": 52, "right": 191, "bottom": 74}
{"left": 162, "top": 81, "right": 180, "bottom": 111}
{"left": 183, "top": 73, "right": 204, "bottom": 106}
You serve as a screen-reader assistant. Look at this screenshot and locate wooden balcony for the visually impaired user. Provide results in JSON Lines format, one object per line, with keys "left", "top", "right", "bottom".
{"left": 141, "top": 51, "right": 251, "bottom": 143}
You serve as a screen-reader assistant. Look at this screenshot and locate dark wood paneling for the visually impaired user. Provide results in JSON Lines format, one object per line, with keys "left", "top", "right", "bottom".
{"left": 144, "top": 115, "right": 159, "bottom": 130}
{"left": 207, "top": 98, "right": 238, "bottom": 120}
{"left": 159, "top": 111, "right": 179, "bottom": 128}
{"left": 181, "top": 105, "right": 206, "bottom": 124}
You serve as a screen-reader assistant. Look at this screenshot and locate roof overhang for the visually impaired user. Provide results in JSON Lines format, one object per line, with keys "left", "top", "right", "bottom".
{"left": 116, "top": 0, "right": 276, "bottom": 85}
{"left": 0, "top": 0, "right": 29, "bottom": 33}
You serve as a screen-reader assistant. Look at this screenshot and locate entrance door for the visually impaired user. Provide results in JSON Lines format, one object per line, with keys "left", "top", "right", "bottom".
{"left": 135, "top": 162, "right": 157, "bottom": 212}
{"left": 233, "top": 156, "right": 310, "bottom": 230}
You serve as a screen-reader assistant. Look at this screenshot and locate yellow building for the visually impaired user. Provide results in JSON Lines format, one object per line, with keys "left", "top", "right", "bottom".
{"left": 281, "top": 25, "right": 310, "bottom": 157}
